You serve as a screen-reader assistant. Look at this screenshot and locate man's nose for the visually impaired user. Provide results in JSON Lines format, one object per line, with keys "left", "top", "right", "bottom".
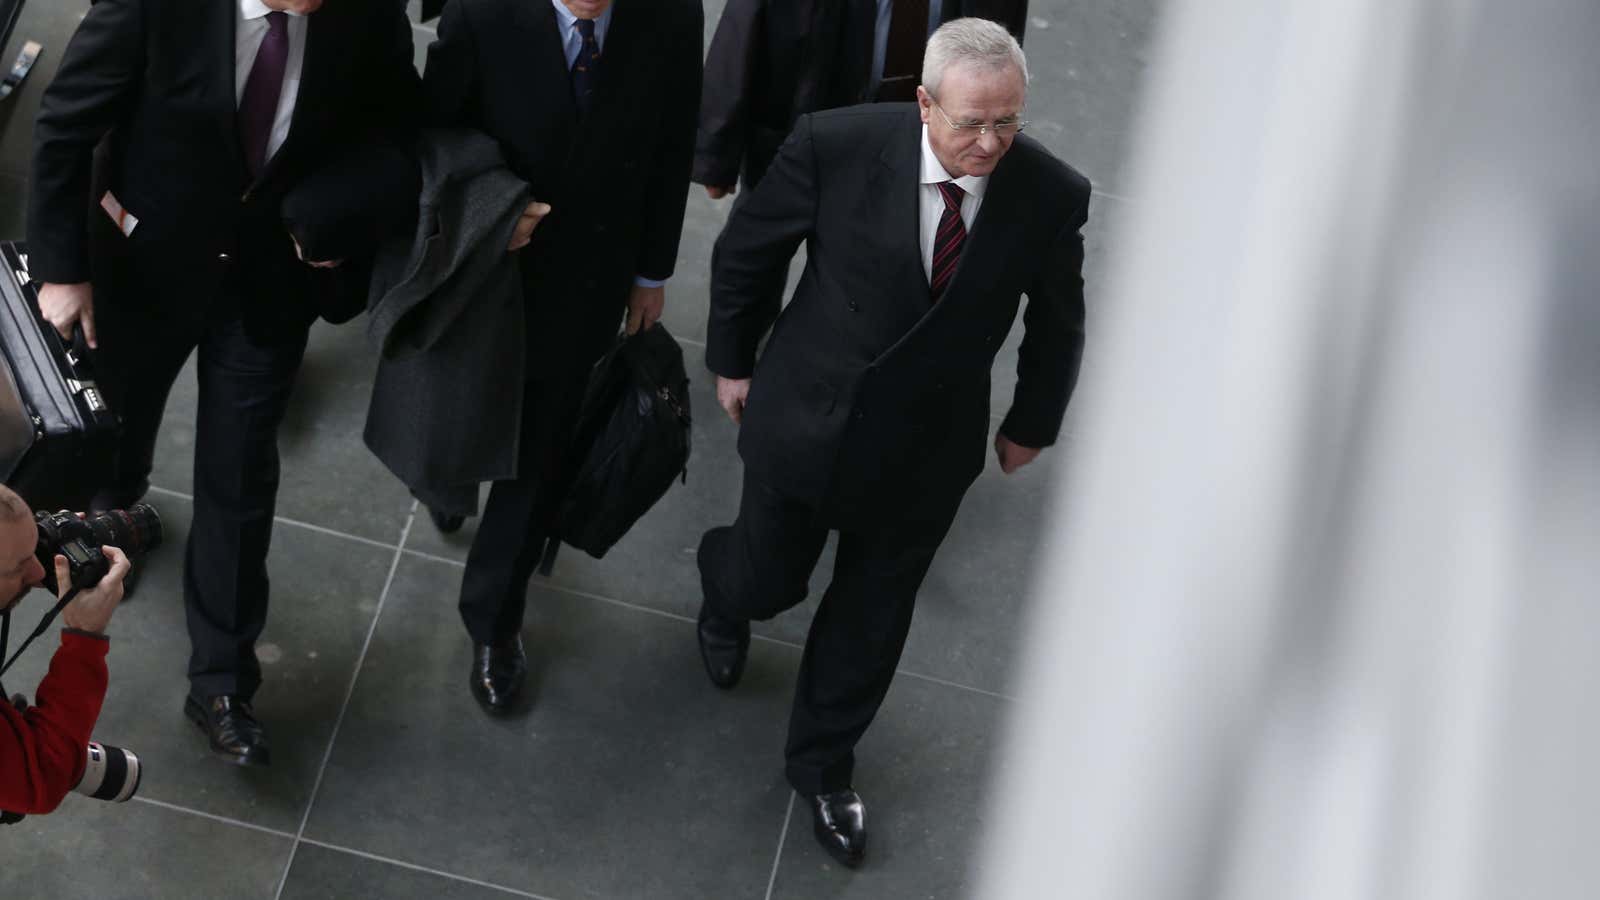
{"left": 976, "top": 129, "right": 1003, "bottom": 153}
{"left": 25, "top": 556, "right": 45, "bottom": 586}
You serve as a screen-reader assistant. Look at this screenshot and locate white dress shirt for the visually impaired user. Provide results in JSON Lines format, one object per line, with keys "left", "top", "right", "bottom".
{"left": 918, "top": 124, "right": 987, "bottom": 282}
{"left": 547, "top": 0, "right": 662, "bottom": 289}
{"left": 235, "top": 0, "right": 308, "bottom": 165}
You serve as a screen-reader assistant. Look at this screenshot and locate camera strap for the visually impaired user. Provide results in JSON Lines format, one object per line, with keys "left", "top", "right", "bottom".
{"left": 0, "top": 587, "right": 80, "bottom": 680}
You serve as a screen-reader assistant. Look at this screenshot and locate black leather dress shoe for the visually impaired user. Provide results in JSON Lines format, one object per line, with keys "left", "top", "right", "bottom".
{"left": 470, "top": 637, "right": 526, "bottom": 714}
{"left": 428, "top": 506, "right": 466, "bottom": 534}
{"left": 809, "top": 789, "right": 867, "bottom": 868}
{"left": 184, "top": 694, "right": 271, "bottom": 767}
{"left": 696, "top": 602, "right": 750, "bottom": 689}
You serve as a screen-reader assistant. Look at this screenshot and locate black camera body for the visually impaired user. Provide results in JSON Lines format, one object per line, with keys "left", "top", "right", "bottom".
{"left": 33, "top": 504, "right": 162, "bottom": 592}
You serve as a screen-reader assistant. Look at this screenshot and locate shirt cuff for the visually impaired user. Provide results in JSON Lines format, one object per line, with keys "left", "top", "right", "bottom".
{"left": 633, "top": 276, "right": 666, "bottom": 289}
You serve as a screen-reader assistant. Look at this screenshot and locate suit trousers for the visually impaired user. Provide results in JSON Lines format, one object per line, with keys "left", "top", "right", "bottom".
{"left": 698, "top": 471, "right": 956, "bottom": 795}
{"left": 457, "top": 371, "right": 586, "bottom": 644}
{"left": 93, "top": 280, "right": 309, "bottom": 702}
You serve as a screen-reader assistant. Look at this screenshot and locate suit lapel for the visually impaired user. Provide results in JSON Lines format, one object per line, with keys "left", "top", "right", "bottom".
{"left": 522, "top": 0, "right": 578, "bottom": 124}
{"left": 210, "top": 0, "right": 246, "bottom": 181}
{"left": 868, "top": 133, "right": 1026, "bottom": 365}
{"left": 567, "top": 4, "right": 636, "bottom": 168}
{"left": 866, "top": 118, "right": 929, "bottom": 321}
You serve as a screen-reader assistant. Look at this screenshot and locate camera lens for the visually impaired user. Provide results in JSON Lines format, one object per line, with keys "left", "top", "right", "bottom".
{"left": 85, "top": 504, "right": 163, "bottom": 557}
{"left": 75, "top": 741, "right": 141, "bottom": 803}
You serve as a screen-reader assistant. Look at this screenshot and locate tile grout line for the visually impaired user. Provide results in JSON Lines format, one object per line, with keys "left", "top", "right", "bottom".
{"left": 134, "top": 794, "right": 561, "bottom": 900}
{"left": 144, "top": 485, "right": 403, "bottom": 554}
{"left": 145, "top": 483, "right": 1017, "bottom": 702}
{"left": 133, "top": 795, "right": 299, "bottom": 841}
{"left": 394, "top": 551, "right": 1016, "bottom": 700}
{"left": 762, "top": 792, "right": 797, "bottom": 900}
{"left": 300, "top": 838, "right": 567, "bottom": 900}
{"left": 271, "top": 500, "right": 419, "bottom": 900}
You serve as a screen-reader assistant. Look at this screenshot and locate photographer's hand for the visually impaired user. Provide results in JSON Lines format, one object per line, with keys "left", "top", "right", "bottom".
{"left": 57, "top": 547, "right": 129, "bottom": 636}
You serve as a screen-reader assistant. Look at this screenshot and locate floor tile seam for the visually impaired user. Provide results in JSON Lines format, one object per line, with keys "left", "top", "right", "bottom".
{"left": 762, "top": 791, "right": 797, "bottom": 900}
{"left": 144, "top": 484, "right": 405, "bottom": 555}
{"left": 272, "top": 501, "right": 420, "bottom": 900}
{"left": 298, "top": 837, "right": 567, "bottom": 900}
{"left": 397, "top": 547, "right": 1020, "bottom": 702}
{"left": 130, "top": 795, "right": 560, "bottom": 900}
{"left": 133, "top": 493, "right": 1020, "bottom": 702}
{"left": 132, "top": 795, "right": 298, "bottom": 841}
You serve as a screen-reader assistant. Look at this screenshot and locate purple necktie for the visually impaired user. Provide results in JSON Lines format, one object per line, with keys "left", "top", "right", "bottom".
{"left": 238, "top": 11, "right": 289, "bottom": 177}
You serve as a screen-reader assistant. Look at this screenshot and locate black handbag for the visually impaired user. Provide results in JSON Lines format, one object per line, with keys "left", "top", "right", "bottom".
{"left": 0, "top": 241, "right": 118, "bottom": 511}
{"left": 559, "top": 323, "right": 692, "bottom": 560}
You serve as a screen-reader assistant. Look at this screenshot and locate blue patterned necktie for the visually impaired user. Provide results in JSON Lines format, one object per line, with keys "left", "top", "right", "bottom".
{"left": 571, "top": 18, "right": 600, "bottom": 116}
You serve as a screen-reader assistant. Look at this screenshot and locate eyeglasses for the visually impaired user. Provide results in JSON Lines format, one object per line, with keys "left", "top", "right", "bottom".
{"left": 931, "top": 101, "right": 1027, "bottom": 138}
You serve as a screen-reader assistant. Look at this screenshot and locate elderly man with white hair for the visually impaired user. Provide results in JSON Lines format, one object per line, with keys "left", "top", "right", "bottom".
{"left": 694, "top": 18, "right": 1090, "bottom": 867}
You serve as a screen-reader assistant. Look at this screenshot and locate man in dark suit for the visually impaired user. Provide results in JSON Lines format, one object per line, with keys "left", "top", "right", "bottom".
{"left": 27, "top": 0, "right": 419, "bottom": 766}
{"left": 422, "top": 0, "right": 701, "bottom": 715}
{"left": 695, "top": 0, "right": 1029, "bottom": 197}
{"left": 696, "top": 19, "right": 1087, "bottom": 867}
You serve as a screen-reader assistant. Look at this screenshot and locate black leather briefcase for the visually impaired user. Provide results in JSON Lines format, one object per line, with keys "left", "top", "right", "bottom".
{"left": 0, "top": 241, "right": 118, "bottom": 511}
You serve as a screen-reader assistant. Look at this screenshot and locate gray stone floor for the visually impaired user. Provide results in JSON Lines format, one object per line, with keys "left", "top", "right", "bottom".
{"left": 0, "top": 1, "right": 1157, "bottom": 896}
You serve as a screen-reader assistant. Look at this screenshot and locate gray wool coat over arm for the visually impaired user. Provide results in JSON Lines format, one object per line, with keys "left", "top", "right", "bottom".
{"left": 364, "top": 129, "right": 533, "bottom": 517}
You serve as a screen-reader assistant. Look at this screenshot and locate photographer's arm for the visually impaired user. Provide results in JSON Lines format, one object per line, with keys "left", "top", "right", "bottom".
{"left": 0, "top": 632, "right": 108, "bottom": 814}
{"left": 0, "top": 549, "right": 127, "bottom": 815}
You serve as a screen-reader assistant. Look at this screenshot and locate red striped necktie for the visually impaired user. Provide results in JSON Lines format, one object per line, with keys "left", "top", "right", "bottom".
{"left": 930, "top": 181, "right": 968, "bottom": 301}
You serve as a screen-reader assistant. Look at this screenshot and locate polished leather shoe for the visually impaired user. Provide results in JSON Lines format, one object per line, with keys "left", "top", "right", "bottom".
{"left": 470, "top": 637, "right": 526, "bottom": 714}
{"left": 809, "top": 789, "right": 867, "bottom": 868}
{"left": 696, "top": 602, "right": 749, "bottom": 689}
{"left": 428, "top": 506, "right": 466, "bottom": 534}
{"left": 184, "top": 694, "right": 271, "bottom": 767}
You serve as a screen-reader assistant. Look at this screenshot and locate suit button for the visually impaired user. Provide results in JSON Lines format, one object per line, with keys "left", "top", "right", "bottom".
{"left": 218, "top": 253, "right": 232, "bottom": 262}
{"left": 853, "top": 409, "right": 865, "bottom": 421}
{"left": 595, "top": 224, "right": 607, "bottom": 234}
{"left": 847, "top": 300, "right": 860, "bottom": 312}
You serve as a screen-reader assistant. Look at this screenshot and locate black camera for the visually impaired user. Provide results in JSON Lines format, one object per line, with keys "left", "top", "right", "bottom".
{"left": 33, "top": 504, "right": 163, "bottom": 593}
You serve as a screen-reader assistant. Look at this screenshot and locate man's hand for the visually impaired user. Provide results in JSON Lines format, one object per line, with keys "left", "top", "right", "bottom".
{"left": 625, "top": 283, "right": 665, "bottom": 335}
{"left": 705, "top": 185, "right": 735, "bottom": 200}
{"left": 995, "top": 434, "right": 1042, "bottom": 475}
{"left": 716, "top": 375, "right": 751, "bottom": 424}
{"left": 292, "top": 236, "right": 343, "bottom": 269}
{"left": 57, "top": 546, "right": 130, "bottom": 636}
{"left": 37, "top": 282, "right": 96, "bottom": 348}
{"left": 508, "top": 200, "right": 553, "bottom": 251}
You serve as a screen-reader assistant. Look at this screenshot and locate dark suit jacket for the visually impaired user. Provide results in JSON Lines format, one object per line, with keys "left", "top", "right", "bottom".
{"left": 422, "top": 0, "right": 702, "bottom": 383}
{"left": 26, "top": 0, "right": 420, "bottom": 338}
{"left": 695, "top": 0, "right": 1028, "bottom": 190}
{"left": 707, "top": 105, "right": 1087, "bottom": 527}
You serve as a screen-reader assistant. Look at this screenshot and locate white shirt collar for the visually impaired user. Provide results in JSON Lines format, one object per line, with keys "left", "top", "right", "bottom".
{"left": 240, "top": 0, "right": 304, "bottom": 20}
{"left": 919, "top": 124, "right": 988, "bottom": 199}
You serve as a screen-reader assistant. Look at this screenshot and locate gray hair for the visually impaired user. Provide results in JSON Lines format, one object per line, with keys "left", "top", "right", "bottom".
{"left": 921, "top": 18, "right": 1029, "bottom": 99}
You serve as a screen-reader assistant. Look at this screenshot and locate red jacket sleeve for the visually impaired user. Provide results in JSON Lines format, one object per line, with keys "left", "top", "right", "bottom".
{"left": 0, "top": 630, "right": 109, "bottom": 814}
